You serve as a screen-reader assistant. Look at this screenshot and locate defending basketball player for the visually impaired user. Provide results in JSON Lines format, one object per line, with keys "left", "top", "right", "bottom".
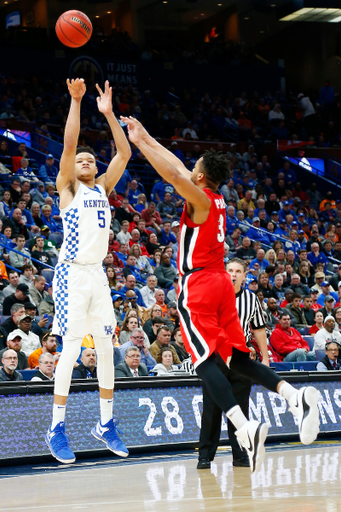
{"left": 121, "top": 116, "right": 320, "bottom": 474}
{"left": 46, "top": 79, "right": 131, "bottom": 464}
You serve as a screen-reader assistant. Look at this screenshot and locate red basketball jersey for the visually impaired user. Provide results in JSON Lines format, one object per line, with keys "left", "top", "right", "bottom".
{"left": 178, "top": 188, "right": 226, "bottom": 276}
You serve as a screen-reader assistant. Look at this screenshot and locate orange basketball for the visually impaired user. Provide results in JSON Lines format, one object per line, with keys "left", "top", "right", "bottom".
{"left": 56, "top": 10, "right": 92, "bottom": 48}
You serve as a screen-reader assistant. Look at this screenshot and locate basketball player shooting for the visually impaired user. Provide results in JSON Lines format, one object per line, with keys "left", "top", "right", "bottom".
{"left": 46, "top": 79, "right": 131, "bottom": 464}
{"left": 121, "top": 116, "right": 320, "bottom": 473}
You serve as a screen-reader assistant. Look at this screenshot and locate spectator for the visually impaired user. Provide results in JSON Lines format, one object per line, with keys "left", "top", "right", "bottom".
{"left": 280, "top": 288, "right": 294, "bottom": 308}
{"left": 3, "top": 283, "right": 30, "bottom": 315}
{"left": 249, "top": 249, "right": 270, "bottom": 272}
{"left": 302, "top": 295, "right": 315, "bottom": 326}
{"left": 19, "top": 264, "right": 35, "bottom": 287}
{"left": 290, "top": 274, "right": 309, "bottom": 296}
{"left": 154, "top": 252, "right": 177, "bottom": 289}
{"left": 317, "top": 281, "right": 338, "bottom": 306}
{"left": 123, "top": 255, "right": 146, "bottom": 285}
{"left": 115, "top": 168, "right": 132, "bottom": 198}
{"left": 320, "top": 295, "right": 336, "bottom": 319}
{"left": 171, "top": 327, "right": 189, "bottom": 362}
{"left": 309, "top": 310, "right": 325, "bottom": 336}
{"left": 38, "top": 154, "right": 58, "bottom": 179}
{"left": 307, "top": 243, "right": 328, "bottom": 270}
{"left": 316, "top": 342, "right": 341, "bottom": 371}
{"left": 167, "top": 276, "right": 178, "bottom": 303}
{"left": 30, "top": 235, "right": 52, "bottom": 273}
{"left": 29, "top": 275, "right": 47, "bottom": 307}
{"left": 28, "top": 331, "right": 58, "bottom": 369}
{"left": 119, "top": 275, "right": 146, "bottom": 306}
{"left": 129, "top": 229, "right": 149, "bottom": 256}
{"left": 154, "top": 288, "right": 167, "bottom": 316}
{"left": 119, "top": 327, "right": 156, "bottom": 367}
{"left": 9, "top": 234, "right": 32, "bottom": 270}
{"left": 2, "top": 270, "right": 20, "bottom": 299}
{"left": 158, "top": 220, "right": 177, "bottom": 246}
{"left": 31, "top": 352, "right": 55, "bottom": 381}
{"left": 14, "top": 314, "right": 40, "bottom": 357}
{"left": 140, "top": 275, "right": 158, "bottom": 309}
{"left": 141, "top": 202, "right": 162, "bottom": 229}
{"left": 25, "top": 301, "right": 49, "bottom": 336}
{"left": 311, "top": 271, "right": 329, "bottom": 294}
{"left": 313, "top": 316, "right": 341, "bottom": 351}
{"left": 157, "top": 192, "right": 177, "bottom": 222}
{"left": 1, "top": 303, "right": 25, "bottom": 338}
{"left": 3, "top": 208, "right": 29, "bottom": 239}
{"left": 72, "top": 348, "right": 97, "bottom": 379}
{"left": 152, "top": 347, "right": 183, "bottom": 376}
{"left": 116, "top": 220, "right": 132, "bottom": 245}
{"left": 115, "top": 346, "right": 149, "bottom": 377}
{"left": 0, "top": 330, "right": 29, "bottom": 370}
{"left": 119, "top": 315, "right": 148, "bottom": 345}
{"left": 236, "top": 236, "right": 256, "bottom": 262}
{"left": 272, "top": 274, "right": 285, "bottom": 301}
{"left": 130, "top": 244, "right": 153, "bottom": 275}
{"left": 0, "top": 349, "right": 23, "bottom": 382}
{"left": 285, "top": 293, "right": 307, "bottom": 328}
{"left": 270, "top": 312, "right": 316, "bottom": 362}
{"left": 149, "top": 325, "right": 181, "bottom": 364}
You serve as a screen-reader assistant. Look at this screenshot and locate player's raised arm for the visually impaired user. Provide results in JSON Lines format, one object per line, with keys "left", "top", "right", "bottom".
{"left": 124, "top": 118, "right": 210, "bottom": 210}
{"left": 57, "top": 78, "right": 86, "bottom": 192}
{"left": 121, "top": 116, "right": 192, "bottom": 180}
{"left": 95, "top": 81, "right": 132, "bottom": 195}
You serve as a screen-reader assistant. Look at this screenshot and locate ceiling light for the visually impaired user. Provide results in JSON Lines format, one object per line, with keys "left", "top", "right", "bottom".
{"left": 163, "top": 1, "right": 168, "bottom": 3}
{"left": 107, "top": 11, "right": 112, "bottom": 14}
{"left": 329, "top": 15, "right": 341, "bottom": 22}
{"left": 244, "top": 17, "right": 249, "bottom": 20}
{"left": 201, "top": 13, "right": 205, "bottom": 16}
{"left": 95, "top": 15, "right": 100, "bottom": 18}
{"left": 217, "top": 3, "right": 222, "bottom": 5}
{"left": 280, "top": 7, "right": 314, "bottom": 21}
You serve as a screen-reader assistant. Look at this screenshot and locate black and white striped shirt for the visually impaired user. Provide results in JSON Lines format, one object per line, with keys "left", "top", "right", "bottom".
{"left": 235, "top": 289, "right": 265, "bottom": 344}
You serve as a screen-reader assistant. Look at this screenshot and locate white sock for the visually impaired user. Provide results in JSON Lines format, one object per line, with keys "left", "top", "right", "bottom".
{"left": 51, "top": 404, "right": 66, "bottom": 430}
{"left": 100, "top": 398, "right": 113, "bottom": 425}
{"left": 226, "top": 405, "right": 248, "bottom": 431}
{"left": 278, "top": 382, "right": 297, "bottom": 403}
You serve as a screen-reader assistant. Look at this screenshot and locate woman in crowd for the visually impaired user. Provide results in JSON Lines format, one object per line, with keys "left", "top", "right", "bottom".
{"left": 333, "top": 307, "right": 341, "bottom": 331}
{"left": 276, "top": 248, "right": 287, "bottom": 265}
{"left": 129, "top": 244, "right": 153, "bottom": 275}
{"left": 106, "top": 266, "right": 118, "bottom": 290}
{"left": 298, "top": 261, "right": 315, "bottom": 287}
{"left": 113, "top": 294, "right": 124, "bottom": 328}
{"left": 286, "top": 250, "right": 296, "bottom": 267}
{"left": 152, "top": 347, "right": 181, "bottom": 376}
{"left": 272, "top": 240, "right": 283, "bottom": 252}
{"left": 266, "top": 222, "right": 277, "bottom": 243}
{"left": 119, "top": 314, "right": 149, "bottom": 346}
{"left": 2, "top": 225, "right": 15, "bottom": 250}
{"left": 1, "top": 190, "right": 12, "bottom": 217}
{"left": 135, "top": 193, "right": 148, "bottom": 214}
{"left": 265, "top": 248, "right": 277, "bottom": 265}
{"left": 309, "top": 310, "right": 324, "bottom": 335}
{"left": 31, "top": 202, "right": 43, "bottom": 228}
{"left": 325, "top": 224, "right": 338, "bottom": 244}
{"left": 257, "top": 273, "right": 276, "bottom": 299}
{"left": 146, "top": 232, "right": 160, "bottom": 256}
{"left": 307, "top": 207, "right": 319, "bottom": 227}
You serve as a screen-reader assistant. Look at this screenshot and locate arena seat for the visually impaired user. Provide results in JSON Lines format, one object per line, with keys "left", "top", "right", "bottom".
{"left": 315, "top": 350, "right": 325, "bottom": 361}
{"left": 41, "top": 268, "right": 54, "bottom": 282}
{"left": 302, "top": 335, "right": 314, "bottom": 350}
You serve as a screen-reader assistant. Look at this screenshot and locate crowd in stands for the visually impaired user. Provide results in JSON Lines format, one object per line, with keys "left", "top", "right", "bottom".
{"left": 1, "top": 72, "right": 341, "bottom": 381}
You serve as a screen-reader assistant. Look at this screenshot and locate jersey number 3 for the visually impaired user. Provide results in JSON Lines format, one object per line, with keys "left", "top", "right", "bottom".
{"left": 98, "top": 210, "right": 106, "bottom": 228}
{"left": 217, "top": 214, "right": 224, "bottom": 243}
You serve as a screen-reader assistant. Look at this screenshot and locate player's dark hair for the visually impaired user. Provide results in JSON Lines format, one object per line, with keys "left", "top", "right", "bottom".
{"left": 201, "top": 150, "right": 230, "bottom": 186}
{"left": 76, "top": 146, "right": 96, "bottom": 158}
{"left": 227, "top": 257, "right": 247, "bottom": 272}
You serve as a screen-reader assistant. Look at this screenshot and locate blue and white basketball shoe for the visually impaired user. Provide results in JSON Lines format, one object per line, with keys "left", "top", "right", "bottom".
{"left": 45, "top": 422, "right": 76, "bottom": 464}
{"left": 91, "top": 418, "right": 129, "bottom": 458}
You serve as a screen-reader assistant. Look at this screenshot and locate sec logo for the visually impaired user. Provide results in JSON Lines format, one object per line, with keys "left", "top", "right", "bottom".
{"left": 69, "top": 56, "right": 103, "bottom": 84}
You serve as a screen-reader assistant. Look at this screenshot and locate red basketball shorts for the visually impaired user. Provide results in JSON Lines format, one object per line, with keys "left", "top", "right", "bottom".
{"left": 177, "top": 270, "right": 248, "bottom": 368}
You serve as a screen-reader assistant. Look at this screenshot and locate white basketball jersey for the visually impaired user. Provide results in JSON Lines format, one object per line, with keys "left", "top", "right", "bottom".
{"left": 58, "top": 182, "right": 111, "bottom": 265}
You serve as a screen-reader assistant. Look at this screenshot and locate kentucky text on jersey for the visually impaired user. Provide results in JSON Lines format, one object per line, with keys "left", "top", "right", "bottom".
{"left": 83, "top": 199, "right": 110, "bottom": 208}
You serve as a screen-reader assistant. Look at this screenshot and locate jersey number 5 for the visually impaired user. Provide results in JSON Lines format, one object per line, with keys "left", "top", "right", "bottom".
{"left": 217, "top": 214, "right": 224, "bottom": 242}
{"left": 98, "top": 210, "right": 106, "bottom": 228}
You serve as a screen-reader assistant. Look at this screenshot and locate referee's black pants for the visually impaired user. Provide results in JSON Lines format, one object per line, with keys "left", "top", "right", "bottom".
{"left": 198, "top": 354, "right": 251, "bottom": 462}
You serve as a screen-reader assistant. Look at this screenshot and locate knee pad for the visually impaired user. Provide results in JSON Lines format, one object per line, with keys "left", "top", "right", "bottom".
{"left": 94, "top": 336, "right": 114, "bottom": 390}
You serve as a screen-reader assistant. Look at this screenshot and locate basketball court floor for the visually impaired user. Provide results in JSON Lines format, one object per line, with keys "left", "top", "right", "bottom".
{"left": 1, "top": 441, "right": 340, "bottom": 511}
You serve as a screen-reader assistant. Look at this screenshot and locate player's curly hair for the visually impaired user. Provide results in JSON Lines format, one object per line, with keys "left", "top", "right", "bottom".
{"left": 76, "top": 146, "right": 96, "bottom": 158}
{"left": 201, "top": 149, "right": 230, "bottom": 186}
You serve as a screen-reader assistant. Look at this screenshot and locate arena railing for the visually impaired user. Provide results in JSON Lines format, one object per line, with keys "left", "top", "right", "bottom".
{"left": 0, "top": 242, "right": 55, "bottom": 271}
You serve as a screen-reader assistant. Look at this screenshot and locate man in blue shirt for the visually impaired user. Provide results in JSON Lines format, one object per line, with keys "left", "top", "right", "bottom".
{"left": 226, "top": 205, "right": 239, "bottom": 235}
{"left": 119, "top": 328, "right": 156, "bottom": 367}
{"left": 278, "top": 161, "right": 297, "bottom": 186}
{"left": 158, "top": 220, "right": 177, "bottom": 245}
{"left": 127, "top": 179, "right": 144, "bottom": 206}
{"left": 115, "top": 168, "right": 132, "bottom": 197}
{"left": 275, "top": 219, "right": 289, "bottom": 238}
{"left": 10, "top": 198, "right": 35, "bottom": 229}
{"left": 246, "top": 218, "right": 271, "bottom": 245}
{"left": 116, "top": 275, "right": 146, "bottom": 307}
{"left": 317, "top": 282, "right": 338, "bottom": 306}
{"left": 307, "top": 242, "right": 329, "bottom": 270}
{"left": 152, "top": 178, "right": 174, "bottom": 202}
{"left": 278, "top": 201, "right": 298, "bottom": 223}
{"left": 38, "top": 154, "right": 58, "bottom": 179}
{"left": 249, "top": 248, "right": 270, "bottom": 272}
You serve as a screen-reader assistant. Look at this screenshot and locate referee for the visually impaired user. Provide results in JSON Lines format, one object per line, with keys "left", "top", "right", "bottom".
{"left": 197, "top": 257, "right": 269, "bottom": 469}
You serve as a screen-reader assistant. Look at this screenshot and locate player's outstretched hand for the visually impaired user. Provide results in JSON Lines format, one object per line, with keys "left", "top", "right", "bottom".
{"left": 121, "top": 116, "right": 144, "bottom": 146}
{"left": 121, "top": 116, "right": 151, "bottom": 144}
{"left": 66, "top": 78, "right": 86, "bottom": 101}
{"left": 96, "top": 80, "right": 113, "bottom": 115}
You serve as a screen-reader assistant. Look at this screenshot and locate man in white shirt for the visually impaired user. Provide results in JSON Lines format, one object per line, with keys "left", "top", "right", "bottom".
{"left": 313, "top": 316, "right": 341, "bottom": 351}
{"left": 140, "top": 275, "right": 158, "bottom": 309}
{"left": 116, "top": 220, "right": 132, "bottom": 245}
{"left": 13, "top": 315, "right": 40, "bottom": 357}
